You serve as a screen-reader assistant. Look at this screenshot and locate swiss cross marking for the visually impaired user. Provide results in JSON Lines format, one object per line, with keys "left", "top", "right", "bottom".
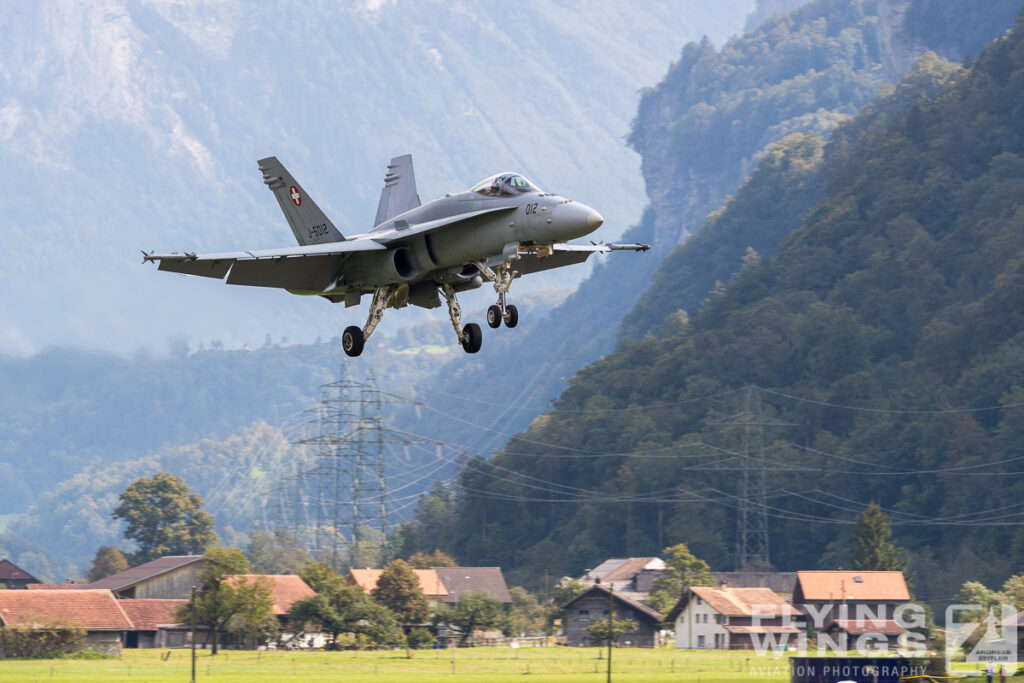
{"left": 289, "top": 186, "right": 302, "bottom": 206}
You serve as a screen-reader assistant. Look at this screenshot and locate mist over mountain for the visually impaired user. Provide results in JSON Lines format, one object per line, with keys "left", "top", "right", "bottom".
{"left": 0, "top": 0, "right": 752, "bottom": 356}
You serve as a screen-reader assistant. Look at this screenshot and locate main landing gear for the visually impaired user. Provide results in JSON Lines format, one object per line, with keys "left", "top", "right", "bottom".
{"left": 441, "top": 283, "right": 482, "bottom": 354}
{"left": 342, "top": 283, "right": 483, "bottom": 357}
{"left": 342, "top": 285, "right": 402, "bottom": 358}
{"left": 478, "top": 262, "right": 519, "bottom": 330}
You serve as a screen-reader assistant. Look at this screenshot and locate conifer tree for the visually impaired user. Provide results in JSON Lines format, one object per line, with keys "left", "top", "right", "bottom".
{"left": 851, "top": 503, "right": 907, "bottom": 572}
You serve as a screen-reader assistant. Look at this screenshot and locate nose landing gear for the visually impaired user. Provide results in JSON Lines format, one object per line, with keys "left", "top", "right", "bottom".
{"left": 478, "top": 262, "right": 519, "bottom": 331}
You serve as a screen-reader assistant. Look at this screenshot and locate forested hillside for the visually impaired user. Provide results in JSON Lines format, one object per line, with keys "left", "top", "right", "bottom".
{"left": 419, "top": 10, "right": 1024, "bottom": 613}
{"left": 387, "top": 0, "right": 908, "bottom": 457}
{"left": 621, "top": 52, "right": 960, "bottom": 339}
{"left": 387, "top": 0, "right": 1020, "bottom": 476}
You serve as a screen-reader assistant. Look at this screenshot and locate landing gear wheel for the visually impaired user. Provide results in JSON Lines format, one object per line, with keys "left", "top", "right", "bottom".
{"left": 342, "top": 325, "right": 365, "bottom": 357}
{"left": 486, "top": 304, "right": 502, "bottom": 329}
{"left": 503, "top": 304, "right": 519, "bottom": 329}
{"left": 461, "top": 323, "right": 482, "bottom": 354}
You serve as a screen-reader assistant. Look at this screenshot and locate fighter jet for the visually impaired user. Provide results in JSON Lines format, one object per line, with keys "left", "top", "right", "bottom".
{"left": 144, "top": 155, "right": 648, "bottom": 356}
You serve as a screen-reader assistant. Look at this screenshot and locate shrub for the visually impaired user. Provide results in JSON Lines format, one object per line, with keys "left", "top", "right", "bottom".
{"left": 407, "top": 628, "right": 435, "bottom": 649}
{"left": 0, "top": 617, "right": 86, "bottom": 658}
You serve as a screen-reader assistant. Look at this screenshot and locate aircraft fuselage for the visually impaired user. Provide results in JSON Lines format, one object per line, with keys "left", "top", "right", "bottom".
{"left": 340, "top": 189, "right": 602, "bottom": 294}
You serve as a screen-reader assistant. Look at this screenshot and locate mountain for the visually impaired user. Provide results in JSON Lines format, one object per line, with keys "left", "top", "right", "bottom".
{"left": 5, "top": 0, "right": 1021, "bottom": 581}
{"left": 431, "top": 9, "right": 1024, "bottom": 614}
{"left": 382, "top": 0, "right": 1020, "bottom": 465}
{"left": 0, "top": 0, "right": 753, "bottom": 356}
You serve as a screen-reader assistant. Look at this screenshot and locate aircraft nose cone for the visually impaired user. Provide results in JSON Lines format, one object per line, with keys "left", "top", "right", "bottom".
{"left": 587, "top": 210, "right": 604, "bottom": 230}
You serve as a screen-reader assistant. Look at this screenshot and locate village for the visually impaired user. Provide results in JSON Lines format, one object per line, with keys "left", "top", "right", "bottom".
{"left": 0, "top": 551, "right": 1005, "bottom": 660}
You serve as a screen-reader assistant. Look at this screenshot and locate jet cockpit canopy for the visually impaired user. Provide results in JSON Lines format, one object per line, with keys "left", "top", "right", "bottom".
{"left": 471, "top": 173, "right": 541, "bottom": 197}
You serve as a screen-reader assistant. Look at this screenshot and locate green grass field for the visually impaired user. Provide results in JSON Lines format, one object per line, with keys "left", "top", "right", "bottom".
{"left": 0, "top": 647, "right": 791, "bottom": 682}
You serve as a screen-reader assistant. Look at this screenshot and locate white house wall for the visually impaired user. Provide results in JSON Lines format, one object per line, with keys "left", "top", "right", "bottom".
{"left": 674, "top": 595, "right": 729, "bottom": 649}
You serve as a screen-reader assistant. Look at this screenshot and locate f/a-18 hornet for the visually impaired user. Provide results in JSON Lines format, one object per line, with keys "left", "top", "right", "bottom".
{"left": 144, "top": 155, "right": 648, "bottom": 356}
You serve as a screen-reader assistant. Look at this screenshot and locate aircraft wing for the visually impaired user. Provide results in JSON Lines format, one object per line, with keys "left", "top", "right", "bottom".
{"left": 143, "top": 238, "right": 386, "bottom": 290}
{"left": 515, "top": 241, "right": 650, "bottom": 275}
{"left": 371, "top": 206, "right": 517, "bottom": 243}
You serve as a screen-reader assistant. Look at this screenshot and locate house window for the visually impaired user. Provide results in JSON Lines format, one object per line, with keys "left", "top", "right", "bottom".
{"left": 578, "top": 609, "right": 590, "bottom": 621}
{"left": 697, "top": 597, "right": 702, "bottom": 605}
{"left": 698, "top": 635, "right": 706, "bottom": 648}
{"left": 715, "top": 614, "right": 726, "bottom": 625}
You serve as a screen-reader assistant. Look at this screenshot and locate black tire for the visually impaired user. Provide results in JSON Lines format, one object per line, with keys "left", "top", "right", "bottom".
{"left": 486, "top": 304, "right": 502, "bottom": 328}
{"left": 342, "top": 326, "right": 365, "bottom": 357}
{"left": 503, "top": 304, "right": 519, "bottom": 329}
{"left": 461, "top": 323, "right": 482, "bottom": 353}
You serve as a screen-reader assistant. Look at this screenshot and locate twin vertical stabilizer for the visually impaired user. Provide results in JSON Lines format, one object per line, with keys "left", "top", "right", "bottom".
{"left": 374, "top": 154, "right": 421, "bottom": 227}
{"left": 258, "top": 156, "right": 345, "bottom": 246}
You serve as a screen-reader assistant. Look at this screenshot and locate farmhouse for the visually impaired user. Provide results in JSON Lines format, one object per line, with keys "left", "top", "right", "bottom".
{"left": 582, "top": 557, "right": 665, "bottom": 599}
{"left": 83, "top": 555, "right": 208, "bottom": 599}
{"left": 561, "top": 583, "right": 663, "bottom": 648}
{"left": 668, "top": 585, "right": 798, "bottom": 650}
{"left": 0, "top": 589, "right": 132, "bottom": 655}
{"left": 793, "top": 571, "right": 911, "bottom": 649}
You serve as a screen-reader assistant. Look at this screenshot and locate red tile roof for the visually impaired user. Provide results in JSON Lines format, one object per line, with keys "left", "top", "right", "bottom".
{"left": 0, "top": 589, "right": 133, "bottom": 630}
{"left": 119, "top": 600, "right": 187, "bottom": 630}
{"left": 796, "top": 571, "right": 910, "bottom": 602}
{"left": 349, "top": 569, "right": 449, "bottom": 599}
{"left": 691, "top": 586, "right": 796, "bottom": 617}
{"left": 226, "top": 575, "right": 315, "bottom": 615}
{"left": 832, "top": 618, "right": 909, "bottom": 636}
{"left": 602, "top": 558, "right": 659, "bottom": 583}
{"left": 26, "top": 583, "right": 86, "bottom": 590}
{"left": 725, "top": 624, "right": 801, "bottom": 635}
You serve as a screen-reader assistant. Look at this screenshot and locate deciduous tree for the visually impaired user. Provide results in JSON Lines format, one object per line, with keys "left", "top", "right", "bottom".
{"left": 432, "top": 590, "right": 504, "bottom": 646}
{"left": 289, "top": 563, "right": 403, "bottom": 648}
{"left": 86, "top": 545, "right": 128, "bottom": 582}
{"left": 585, "top": 617, "right": 639, "bottom": 645}
{"left": 407, "top": 550, "right": 458, "bottom": 569}
{"left": 371, "top": 559, "right": 429, "bottom": 624}
{"left": 175, "top": 546, "right": 274, "bottom": 655}
{"left": 113, "top": 472, "right": 216, "bottom": 564}
{"left": 645, "top": 543, "right": 715, "bottom": 615}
